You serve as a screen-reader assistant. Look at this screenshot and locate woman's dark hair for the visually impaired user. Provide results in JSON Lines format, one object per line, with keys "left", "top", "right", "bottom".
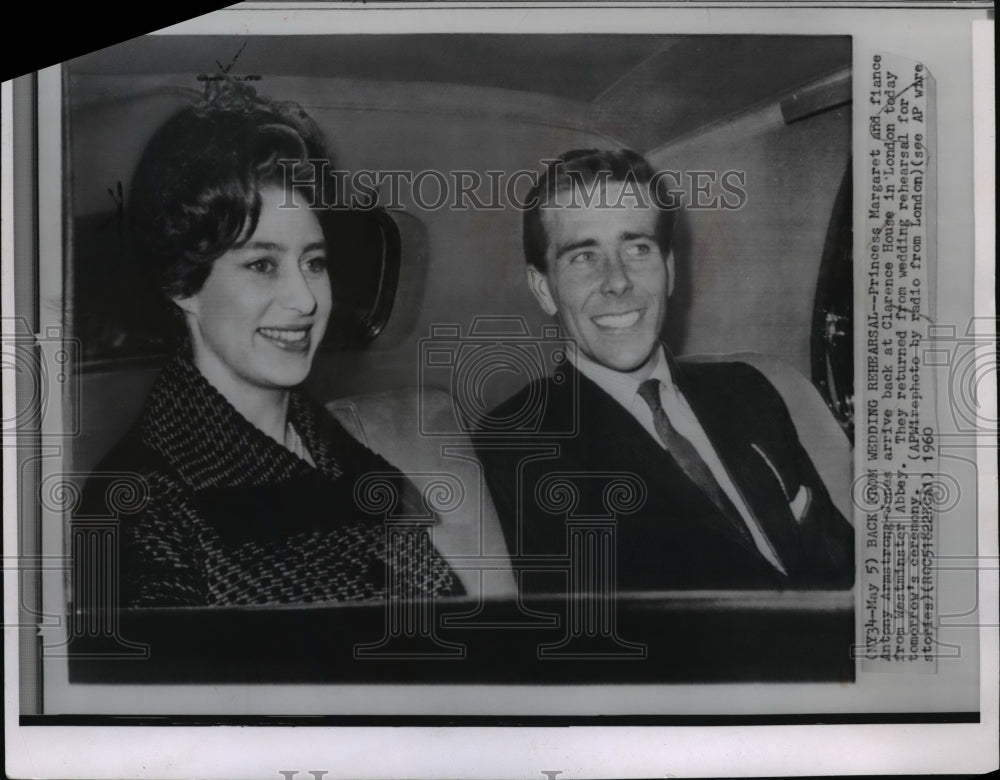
{"left": 522, "top": 148, "right": 678, "bottom": 273}
{"left": 127, "top": 80, "right": 334, "bottom": 302}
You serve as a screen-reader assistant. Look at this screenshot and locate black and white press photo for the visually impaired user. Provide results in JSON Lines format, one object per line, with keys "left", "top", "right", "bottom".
{"left": 60, "top": 29, "right": 857, "bottom": 684}
{"left": 2, "top": 3, "right": 995, "bottom": 778}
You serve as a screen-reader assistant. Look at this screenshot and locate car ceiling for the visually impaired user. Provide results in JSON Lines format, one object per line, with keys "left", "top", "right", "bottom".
{"left": 68, "top": 34, "right": 850, "bottom": 150}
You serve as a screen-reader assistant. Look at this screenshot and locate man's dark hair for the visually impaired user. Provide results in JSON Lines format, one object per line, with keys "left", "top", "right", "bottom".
{"left": 127, "top": 80, "right": 333, "bottom": 301}
{"left": 522, "top": 148, "right": 678, "bottom": 272}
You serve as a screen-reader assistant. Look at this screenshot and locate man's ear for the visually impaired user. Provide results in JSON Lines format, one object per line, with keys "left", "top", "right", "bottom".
{"left": 526, "top": 264, "right": 559, "bottom": 316}
{"left": 665, "top": 249, "right": 676, "bottom": 298}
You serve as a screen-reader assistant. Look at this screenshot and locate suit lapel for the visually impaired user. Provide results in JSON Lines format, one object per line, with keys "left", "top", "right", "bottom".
{"left": 674, "top": 359, "right": 805, "bottom": 574}
{"left": 568, "top": 365, "right": 768, "bottom": 557}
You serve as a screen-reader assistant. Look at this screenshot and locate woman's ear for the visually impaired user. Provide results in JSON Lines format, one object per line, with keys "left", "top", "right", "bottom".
{"left": 665, "top": 249, "right": 676, "bottom": 298}
{"left": 170, "top": 293, "right": 199, "bottom": 318}
{"left": 526, "top": 264, "right": 559, "bottom": 317}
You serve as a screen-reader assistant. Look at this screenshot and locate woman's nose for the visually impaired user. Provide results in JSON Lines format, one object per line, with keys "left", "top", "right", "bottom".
{"left": 279, "top": 267, "right": 318, "bottom": 314}
{"left": 601, "top": 255, "right": 633, "bottom": 295}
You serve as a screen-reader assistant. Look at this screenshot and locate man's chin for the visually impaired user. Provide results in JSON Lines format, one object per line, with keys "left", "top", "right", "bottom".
{"left": 590, "top": 344, "right": 660, "bottom": 376}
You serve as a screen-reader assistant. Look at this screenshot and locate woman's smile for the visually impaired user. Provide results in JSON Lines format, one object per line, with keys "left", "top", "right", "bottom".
{"left": 257, "top": 325, "right": 315, "bottom": 351}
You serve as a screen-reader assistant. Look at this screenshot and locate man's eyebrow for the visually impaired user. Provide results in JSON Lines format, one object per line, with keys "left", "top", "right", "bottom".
{"left": 620, "top": 230, "right": 657, "bottom": 242}
{"left": 301, "top": 241, "right": 326, "bottom": 254}
{"left": 554, "top": 237, "right": 598, "bottom": 259}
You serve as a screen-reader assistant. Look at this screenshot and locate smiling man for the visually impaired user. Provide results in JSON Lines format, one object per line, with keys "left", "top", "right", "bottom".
{"left": 475, "top": 148, "right": 854, "bottom": 593}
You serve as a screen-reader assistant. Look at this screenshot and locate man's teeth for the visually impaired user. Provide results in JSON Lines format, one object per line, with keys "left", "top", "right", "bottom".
{"left": 259, "top": 328, "right": 308, "bottom": 342}
{"left": 593, "top": 310, "right": 641, "bottom": 329}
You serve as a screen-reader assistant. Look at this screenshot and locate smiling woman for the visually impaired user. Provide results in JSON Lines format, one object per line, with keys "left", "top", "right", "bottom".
{"left": 172, "top": 186, "right": 333, "bottom": 442}
{"left": 77, "top": 82, "right": 462, "bottom": 607}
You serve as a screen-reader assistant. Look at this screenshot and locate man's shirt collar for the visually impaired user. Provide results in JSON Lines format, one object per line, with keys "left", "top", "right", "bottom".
{"left": 570, "top": 344, "right": 675, "bottom": 411}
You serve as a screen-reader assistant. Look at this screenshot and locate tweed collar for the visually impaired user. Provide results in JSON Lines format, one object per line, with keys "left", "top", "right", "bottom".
{"left": 138, "top": 353, "right": 345, "bottom": 492}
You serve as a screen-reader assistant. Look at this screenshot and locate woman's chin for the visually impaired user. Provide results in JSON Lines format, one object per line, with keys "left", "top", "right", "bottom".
{"left": 241, "top": 354, "right": 316, "bottom": 390}
{"left": 267, "top": 361, "right": 314, "bottom": 388}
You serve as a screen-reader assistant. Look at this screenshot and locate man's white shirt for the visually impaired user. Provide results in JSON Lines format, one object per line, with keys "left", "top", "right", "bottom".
{"left": 570, "top": 345, "right": 788, "bottom": 575}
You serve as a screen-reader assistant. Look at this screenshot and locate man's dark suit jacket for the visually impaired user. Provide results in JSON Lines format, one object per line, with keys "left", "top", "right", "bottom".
{"left": 473, "top": 356, "right": 854, "bottom": 593}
